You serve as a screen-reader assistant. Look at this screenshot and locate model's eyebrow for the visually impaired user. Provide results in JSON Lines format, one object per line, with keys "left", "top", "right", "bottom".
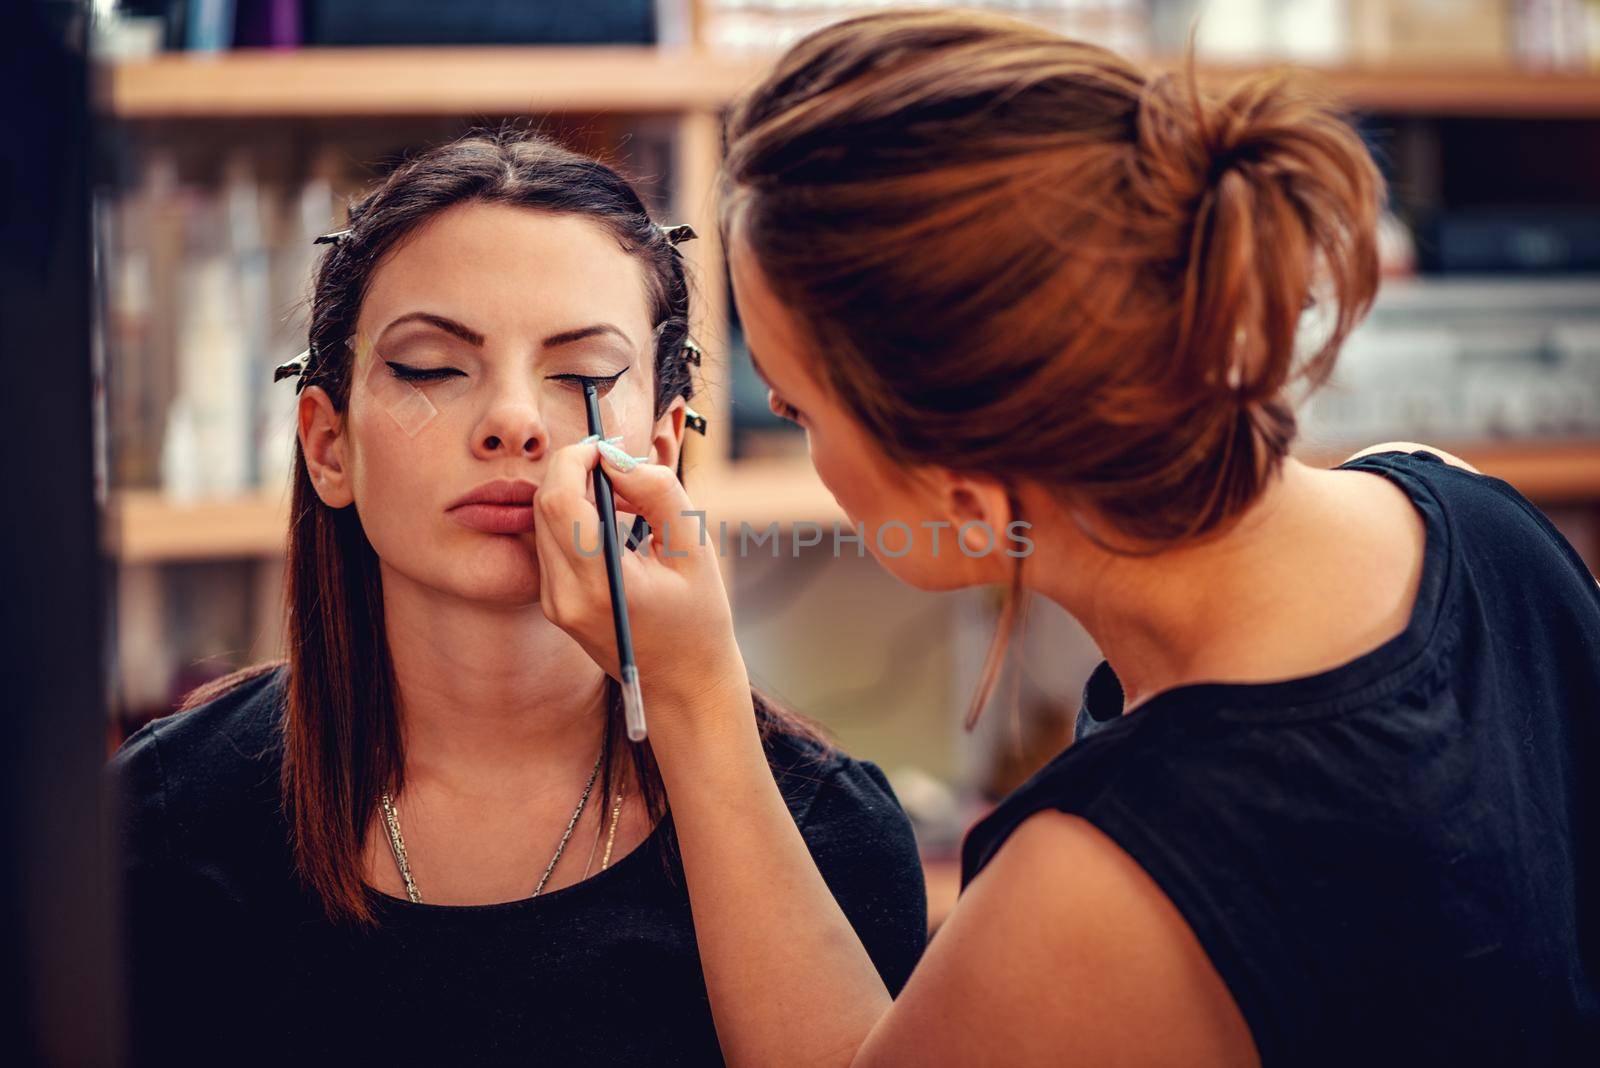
{"left": 379, "top": 312, "right": 484, "bottom": 347}
{"left": 377, "top": 315, "right": 633, "bottom": 353}
{"left": 543, "top": 323, "right": 634, "bottom": 350}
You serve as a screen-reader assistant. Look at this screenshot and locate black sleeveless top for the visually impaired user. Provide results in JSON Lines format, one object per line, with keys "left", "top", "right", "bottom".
{"left": 962, "top": 450, "right": 1598, "bottom": 1065}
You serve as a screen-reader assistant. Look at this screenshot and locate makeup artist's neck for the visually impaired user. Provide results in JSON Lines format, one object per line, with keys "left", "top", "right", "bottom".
{"left": 379, "top": 566, "right": 608, "bottom": 787}
{"left": 1026, "top": 459, "right": 1421, "bottom": 712}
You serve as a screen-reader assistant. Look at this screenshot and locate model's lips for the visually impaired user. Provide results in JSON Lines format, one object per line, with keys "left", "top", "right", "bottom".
{"left": 447, "top": 479, "right": 537, "bottom": 534}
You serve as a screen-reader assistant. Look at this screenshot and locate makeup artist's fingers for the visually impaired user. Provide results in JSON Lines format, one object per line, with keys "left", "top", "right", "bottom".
{"left": 531, "top": 442, "right": 604, "bottom": 593}
{"left": 594, "top": 451, "right": 711, "bottom": 570}
{"left": 532, "top": 441, "right": 675, "bottom": 655}
{"left": 531, "top": 478, "right": 632, "bottom": 675}
{"left": 541, "top": 439, "right": 601, "bottom": 505}
{"left": 532, "top": 439, "right": 742, "bottom": 699}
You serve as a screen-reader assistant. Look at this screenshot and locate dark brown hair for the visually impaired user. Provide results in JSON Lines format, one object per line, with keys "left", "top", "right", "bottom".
{"left": 188, "top": 129, "right": 820, "bottom": 924}
{"left": 721, "top": 10, "right": 1384, "bottom": 722}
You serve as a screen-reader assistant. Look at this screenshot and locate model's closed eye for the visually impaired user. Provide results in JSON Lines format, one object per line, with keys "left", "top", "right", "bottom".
{"left": 546, "top": 367, "right": 629, "bottom": 396}
{"left": 386, "top": 361, "right": 467, "bottom": 384}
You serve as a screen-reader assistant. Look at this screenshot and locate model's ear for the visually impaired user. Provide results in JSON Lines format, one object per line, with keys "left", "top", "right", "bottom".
{"left": 651, "top": 396, "right": 687, "bottom": 470}
{"left": 298, "top": 386, "right": 353, "bottom": 507}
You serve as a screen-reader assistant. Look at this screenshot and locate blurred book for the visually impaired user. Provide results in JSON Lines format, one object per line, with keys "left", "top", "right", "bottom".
{"left": 1418, "top": 210, "right": 1600, "bottom": 273}
{"left": 234, "top": 0, "right": 301, "bottom": 48}
{"left": 1349, "top": 0, "right": 1512, "bottom": 67}
{"left": 1515, "top": 0, "right": 1595, "bottom": 70}
{"left": 702, "top": 1, "right": 1151, "bottom": 57}
{"left": 304, "top": 0, "right": 659, "bottom": 46}
{"left": 1301, "top": 276, "right": 1600, "bottom": 445}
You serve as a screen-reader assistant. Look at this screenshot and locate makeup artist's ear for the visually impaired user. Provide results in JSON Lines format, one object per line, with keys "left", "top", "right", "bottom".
{"left": 298, "top": 386, "right": 354, "bottom": 508}
{"left": 943, "top": 474, "right": 1015, "bottom": 573}
{"left": 649, "top": 396, "right": 688, "bottom": 469}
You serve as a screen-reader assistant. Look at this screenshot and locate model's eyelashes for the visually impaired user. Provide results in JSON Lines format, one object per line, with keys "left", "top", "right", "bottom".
{"left": 545, "top": 367, "right": 629, "bottom": 395}
{"left": 383, "top": 363, "right": 629, "bottom": 395}
{"left": 385, "top": 361, "right": 465, "bottom": 384}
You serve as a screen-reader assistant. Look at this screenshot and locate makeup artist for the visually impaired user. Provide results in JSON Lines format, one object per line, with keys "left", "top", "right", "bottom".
{"left": 108, "top": 131, "right": 927, "bottom": 1067}
{"left": 536, "top": 11, "right": 1599, "bottom": 1066}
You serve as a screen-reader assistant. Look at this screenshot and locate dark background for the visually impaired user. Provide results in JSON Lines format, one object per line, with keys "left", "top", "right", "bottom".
{"left": 1, "top": 2, "right": 118, "bottom": 1065}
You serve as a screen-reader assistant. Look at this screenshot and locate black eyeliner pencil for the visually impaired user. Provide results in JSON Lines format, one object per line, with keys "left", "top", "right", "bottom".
{"left": 583, "top": 381, "right": 647, "bottom": 742}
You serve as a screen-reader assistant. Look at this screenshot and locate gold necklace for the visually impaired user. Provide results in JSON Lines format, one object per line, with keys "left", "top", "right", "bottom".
{"left": 600, "top": 787, "right": 625, "bottom": 871}
{"left": 378, "top": 746, "right": 603, "bottom": 904}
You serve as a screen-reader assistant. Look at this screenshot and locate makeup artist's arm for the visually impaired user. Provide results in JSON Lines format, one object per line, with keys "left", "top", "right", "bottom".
{"left": 533, "top": 445, "right": 1254, "bottom": 1068}
{"left": 533, "top": 443, "right": 892, "bottom": 1062}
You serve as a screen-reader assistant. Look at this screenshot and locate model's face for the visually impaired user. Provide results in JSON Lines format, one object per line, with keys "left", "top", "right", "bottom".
{"left": 301, "top": 201, "right": 682, "bottom": 606}
{"left": 728, "top": 236, "right": 1006, "bottom": 590}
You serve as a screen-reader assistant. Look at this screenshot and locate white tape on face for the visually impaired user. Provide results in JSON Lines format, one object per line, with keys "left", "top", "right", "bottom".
{"left": 354, "top": 334, "right": 473, "bottom": 438}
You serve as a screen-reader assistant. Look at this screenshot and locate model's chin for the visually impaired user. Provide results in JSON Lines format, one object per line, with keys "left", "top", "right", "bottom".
{"left": 455, "top": 572, "right": 543, "bottom": 608}
{"left": 437, "top": 534, "right": 544, "bottom": 605}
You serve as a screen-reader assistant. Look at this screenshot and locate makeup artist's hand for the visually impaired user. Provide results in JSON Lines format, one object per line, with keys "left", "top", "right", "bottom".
{"left": 530, "top": 440, "right": 751, "bottom": 730}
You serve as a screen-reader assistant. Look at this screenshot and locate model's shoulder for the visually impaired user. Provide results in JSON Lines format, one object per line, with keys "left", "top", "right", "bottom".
{"left": 753, "top": 694, "right": 912, "bottom": 836}
{"left": 754, "top": 693, "right": 845, "bottom": 813}
{"left": 108, "top": 661, "right": 287, "bottom": 816}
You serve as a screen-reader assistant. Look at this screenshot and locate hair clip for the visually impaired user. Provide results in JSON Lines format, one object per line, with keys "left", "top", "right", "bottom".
{"left": 625, "top": 514, "right": 651, "bottom": 552}
{"left": 683, "top": 338, "right": 703, "bottom": 367}
{"left": 685, "top": 406, "right": 707, "bottom": 435}
{"left": 274, "top": 349, "right": 310, "bottom": 392}
{"left": 314, "top": 228, "right": 352, "bottom": 245}
{"left": 659, "top": 223, "right": 698, "bottom": 246}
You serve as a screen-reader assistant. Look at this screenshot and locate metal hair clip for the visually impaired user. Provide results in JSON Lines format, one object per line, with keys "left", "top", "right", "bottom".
{"left": 683, "top": 338, "right": 703, "bottom": 367}
{"left": 685, "top": 406, "right": 707, "bottom": 435}
{"left": 274, "top": 349, "right": 311, "bottom": 392}
{"left": 314, "top": 228, "right": 352, "bottom": 245}
{"left": 659, "top": 223, "right": 698, "bottom": 246}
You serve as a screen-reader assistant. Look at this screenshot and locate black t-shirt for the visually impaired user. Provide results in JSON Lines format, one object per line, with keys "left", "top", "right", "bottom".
{"left": 963, "top": 450, "right": 1599, "bottom": 1065}
{"left": 109, "top": 666, "right": 927, "bottom": 1067}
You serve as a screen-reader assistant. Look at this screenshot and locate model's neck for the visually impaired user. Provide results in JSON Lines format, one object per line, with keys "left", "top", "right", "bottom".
{"left": 378, "top": 562, "right": 610, "bottom": 792}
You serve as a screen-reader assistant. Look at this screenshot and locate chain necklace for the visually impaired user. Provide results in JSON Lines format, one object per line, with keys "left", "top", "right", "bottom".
{"left": 378, "top": 746, "right": 604, "bottom": 905}
{"left": 600, "top": 787, "right": 625, "bottom": 871}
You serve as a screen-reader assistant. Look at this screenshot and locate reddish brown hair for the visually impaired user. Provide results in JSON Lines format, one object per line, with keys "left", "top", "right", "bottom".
{"left": 721, "top": 10, "right": 1384, "bottom": 721}
{"left": 188, "top": 130, "right": 821, "bottom": 925}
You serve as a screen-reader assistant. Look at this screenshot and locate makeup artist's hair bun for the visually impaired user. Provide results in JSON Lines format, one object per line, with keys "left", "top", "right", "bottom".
{"left": 723, "top": 9, "right": 1383, "bottom": 547}
{"left": 1124, "top": 67, "right": 1383, "bottom": 515}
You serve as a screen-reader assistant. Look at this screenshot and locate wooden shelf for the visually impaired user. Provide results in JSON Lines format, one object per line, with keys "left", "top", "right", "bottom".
{"left": 104, "top": 47, "right": 1600, "bottom": 120}
{"left": 688, "top": 457, "right": 844, "bottom": 529}
{"left": 104, "top": 47, "right": 760, "bottom": 118}
{"left": 109, "top": 443, "right": 1600, "bottom": 563}
{"left": 110, "top": 488, "right": 291, "bottom": 563}
{"left": 1205, "top": 62, "right": 1600, "bottom": 118}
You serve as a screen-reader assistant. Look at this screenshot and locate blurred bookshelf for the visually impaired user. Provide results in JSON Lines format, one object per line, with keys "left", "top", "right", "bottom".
{"left": 96, "top": 1, "right": 1600, "bottom": 846}
{"left": 105, "top": 47, "right": 757, "bottom": 117}
{"left": 106, "top": 48, "right": 1600, "bottom": 119}
{"left": 107, "top": 443, "right": 1600, "bottom": 564}
{"left": 96, "top": 38, "right": 1600, "bottom": 564}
